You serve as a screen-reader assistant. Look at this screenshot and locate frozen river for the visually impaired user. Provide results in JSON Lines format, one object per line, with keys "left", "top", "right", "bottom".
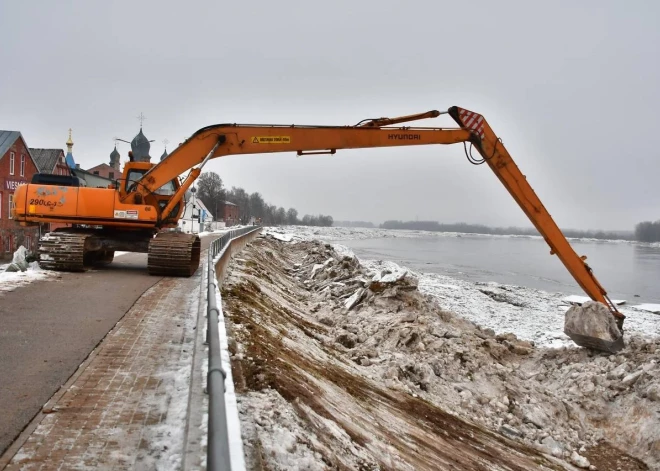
{"left": 336, "top": 233, "right": 660, "bottom": 305}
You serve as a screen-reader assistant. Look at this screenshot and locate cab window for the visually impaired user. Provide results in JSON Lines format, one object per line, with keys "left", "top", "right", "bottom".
{"left": 155, "top": 180, "right": 177, "bottom": 196}
{"left": 125, "top": 169, "right": 146, "bottom": 192}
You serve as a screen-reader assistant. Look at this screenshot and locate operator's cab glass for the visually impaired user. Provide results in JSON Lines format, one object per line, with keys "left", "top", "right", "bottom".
{"left": 125, "top": 169, "right": 177, "bottom": 196}
{"left": 125, "top": 169, "right": 146, "bottom": 193}
{"left": 154, "top": 180, "right": 176, "bottom": 196}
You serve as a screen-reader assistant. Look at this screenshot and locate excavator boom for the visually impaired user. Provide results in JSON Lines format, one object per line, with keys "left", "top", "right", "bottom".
{"left": 12, "top": 105, "right": 624, "bottom": 351}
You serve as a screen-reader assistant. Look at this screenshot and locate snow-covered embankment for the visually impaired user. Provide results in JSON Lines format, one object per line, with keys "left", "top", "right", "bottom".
{"left": 221, "top": 234, "right": 658, "bottom": 470}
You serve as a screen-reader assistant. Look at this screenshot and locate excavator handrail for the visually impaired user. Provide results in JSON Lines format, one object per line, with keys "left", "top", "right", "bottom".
{"left": 126, "top": 106, "right": 624, "bottom": 328}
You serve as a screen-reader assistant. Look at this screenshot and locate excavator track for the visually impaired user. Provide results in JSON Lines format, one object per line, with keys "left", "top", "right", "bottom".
{"left": 38, "top": 231, "right": 92, "bottom": 272}
{"left": 147, "top": 232, "right": 201, "bottom": 277}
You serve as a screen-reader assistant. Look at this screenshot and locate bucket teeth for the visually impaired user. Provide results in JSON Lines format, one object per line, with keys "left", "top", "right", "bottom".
{"left": 566, "top": 332, "right": 624, "bottom": 353}
{"left": 147, "top": 232, "right": 201, "bottom": 277}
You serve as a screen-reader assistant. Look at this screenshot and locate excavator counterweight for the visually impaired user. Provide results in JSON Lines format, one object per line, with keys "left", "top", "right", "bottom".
{"left": 11, "top": 105, "right": 625, "bottom": 352}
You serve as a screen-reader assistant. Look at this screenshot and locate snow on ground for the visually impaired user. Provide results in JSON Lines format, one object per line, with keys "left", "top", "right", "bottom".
{"left": 138, "top": 285, "right": 201, "bottom": 471}
{"left": 0, "top": 262, "right": 55, "bottom": 294}
{"left": 262, "top": 226, "right": 660, "bottom": 349}
{"left": 636, "top": 304, "right": 660, "bottom": 314}
{"left": 0, "top": 246, "right": 59, "bottom": 294}
{"left": 224, "top": 235, "right": 658, "bottom": 470}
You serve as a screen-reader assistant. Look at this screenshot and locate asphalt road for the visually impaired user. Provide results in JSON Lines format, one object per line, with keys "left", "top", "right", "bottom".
{"left": 0, "top": 236, "right": 214, "bottom": 456}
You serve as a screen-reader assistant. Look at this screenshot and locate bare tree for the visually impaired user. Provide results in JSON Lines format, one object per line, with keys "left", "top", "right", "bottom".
{"left": 196, "top": 172, "right": 225, "bottom": 219}
{"left": 286, "top": 208, "right": 298, "bottom": 225}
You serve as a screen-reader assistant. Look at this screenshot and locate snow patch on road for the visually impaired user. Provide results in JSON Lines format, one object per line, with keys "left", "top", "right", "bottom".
{"left": 0, "top": 261, "right": 58, "bottom": 295}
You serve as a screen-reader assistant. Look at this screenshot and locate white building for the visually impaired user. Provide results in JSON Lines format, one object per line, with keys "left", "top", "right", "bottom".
{"left": 177, "top": 189, "right": 220, "bottom": 233}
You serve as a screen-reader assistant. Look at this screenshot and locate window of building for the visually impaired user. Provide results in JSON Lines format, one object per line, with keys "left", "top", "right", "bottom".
{"left": 109, "top": 172, "right": 114, "bottom": 179}
{"left": 93, "top": 171, "right": 99, "bottom": 175}
{"left": 0, "top": 193, "right": 2, "bottom": 219}
{"left": 9, "top": 152, "right": 15, "bottom": 175}
{"left": 8, "top": 194, "right": 13, "bottom": 219}
{"left": 20, "top": 154, "right": 25, "bottom": 177}
{"left": 25, "top": 235, "right": 31, "bottom": 251}
{"left": 4, "top": 235, "right": 11, "bottom": 253}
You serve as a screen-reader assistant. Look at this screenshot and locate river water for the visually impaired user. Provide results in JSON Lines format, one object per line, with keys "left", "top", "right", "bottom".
{"left": 335, "top": 234, "right": 660, "bottom": 305}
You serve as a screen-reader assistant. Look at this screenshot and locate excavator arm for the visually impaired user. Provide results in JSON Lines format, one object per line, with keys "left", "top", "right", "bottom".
{"left": 129, "top": 107, "right": 624, "bottom": 343}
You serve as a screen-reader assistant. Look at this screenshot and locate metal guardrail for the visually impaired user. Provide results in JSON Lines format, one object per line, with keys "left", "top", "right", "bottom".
{"left": 205, "top": 226, "right": 261, "bottom": 471}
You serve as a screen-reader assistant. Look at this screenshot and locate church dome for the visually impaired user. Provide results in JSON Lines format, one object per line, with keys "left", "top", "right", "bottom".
{"left": 131, "top": 128, "right": 151, "bottom": 162}
{"left": 109, "top": 145, "right": 120, "bottom": 169}
{"left": 160, "top": 148, "right": 168, "bottom": 161}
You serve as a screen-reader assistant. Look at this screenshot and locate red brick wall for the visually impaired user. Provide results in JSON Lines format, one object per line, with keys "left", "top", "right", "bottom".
{"left": 222, "top": 203, "right": 240, "bottom": 225}
{"left": 0, "top": 136, "right": 40, "bottom": 260}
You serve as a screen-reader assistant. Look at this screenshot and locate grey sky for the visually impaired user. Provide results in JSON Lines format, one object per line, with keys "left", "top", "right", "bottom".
{"left": 1, "top": 0, "right": 658, "bottom": 230}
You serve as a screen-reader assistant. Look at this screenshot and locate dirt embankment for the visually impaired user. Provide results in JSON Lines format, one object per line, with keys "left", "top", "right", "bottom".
{"left": 221, "top": 235, "right": 659, "bottom": 471}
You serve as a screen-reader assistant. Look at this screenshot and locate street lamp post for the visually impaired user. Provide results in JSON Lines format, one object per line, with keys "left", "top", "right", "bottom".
{"left": 190, "top": 186, "right": 197, "bottom": 234}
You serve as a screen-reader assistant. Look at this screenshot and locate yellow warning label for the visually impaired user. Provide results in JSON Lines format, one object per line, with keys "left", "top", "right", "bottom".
{"left": 251, "top": 136, "right": 291, "bottom": 144}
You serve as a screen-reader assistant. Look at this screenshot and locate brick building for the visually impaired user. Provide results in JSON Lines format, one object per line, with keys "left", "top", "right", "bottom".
{"left": 219, "top": 201, "right": 240, "bottom": 226}
{"left": 0, "top": 131, "right": 40, "bottom": 259}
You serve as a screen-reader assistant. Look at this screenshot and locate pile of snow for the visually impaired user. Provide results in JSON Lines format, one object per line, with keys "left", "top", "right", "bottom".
{"left": 224, "top": 237, "right": 658, "bottom": 470}
{"left": 1, "top": 246, "right": 57, "bottom": 294}
{"left": 261, "top": 228, "right": 659, "bottom": 349}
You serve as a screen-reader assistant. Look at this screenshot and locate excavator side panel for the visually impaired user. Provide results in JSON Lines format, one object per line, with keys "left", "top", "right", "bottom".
{"left": 77, "top": 188, "right": 115, "bottom": 219}
{"left": 13, "top": 184, "right": 157, "bottom": 228}
{"left": 19, "top": 184, "right": 80, "bottom": 219}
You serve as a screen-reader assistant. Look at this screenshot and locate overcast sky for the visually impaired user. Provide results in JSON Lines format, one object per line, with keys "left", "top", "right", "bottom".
{"left": 1, "top": 0, "right": 658, "bottom": 230}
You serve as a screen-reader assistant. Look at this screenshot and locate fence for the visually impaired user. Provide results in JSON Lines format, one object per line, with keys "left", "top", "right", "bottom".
{"left": 205, "top": 225, "right": 261, "bottom": 470}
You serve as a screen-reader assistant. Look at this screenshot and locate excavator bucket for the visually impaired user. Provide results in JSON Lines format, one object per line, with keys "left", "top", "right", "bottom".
{"left": 564, "top": 301, "right": 624, "bottom": 353}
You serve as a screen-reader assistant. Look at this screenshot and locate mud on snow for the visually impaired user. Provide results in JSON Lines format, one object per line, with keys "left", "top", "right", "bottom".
{"left": 220, "top": 234, "right": 659, "bottom": 471}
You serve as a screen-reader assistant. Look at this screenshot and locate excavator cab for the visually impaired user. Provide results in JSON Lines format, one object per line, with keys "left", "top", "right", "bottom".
{"left": 119, "top": 162, "right": 183, "bottom": 225}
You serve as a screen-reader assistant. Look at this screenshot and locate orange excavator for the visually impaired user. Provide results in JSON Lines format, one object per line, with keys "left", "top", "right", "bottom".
{"left": 11, "top": 107, "right": 625, "bottom": 351}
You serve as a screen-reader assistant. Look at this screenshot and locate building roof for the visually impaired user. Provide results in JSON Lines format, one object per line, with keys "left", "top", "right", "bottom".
{"left": 0, "top": 131, "right": 38, "bottom": 170}
{"left": 0, "top": 130, "right": 21, "bottom": 158}
{"left": 70, "top": 166, "right": 114, "bottom": 188}
{"left": 29, "top": 148, "right": 64, "bottom": 173}
{"left": 87, "top": 163, "right": 117, "bottom": 173}
{"left": 65, "top": 152, "right": 76, "bottom": 168}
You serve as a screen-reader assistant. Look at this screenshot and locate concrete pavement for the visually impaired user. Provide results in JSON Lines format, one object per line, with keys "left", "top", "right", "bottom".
{"left": 0, "top": 237, "right": 214, "bottom": 461}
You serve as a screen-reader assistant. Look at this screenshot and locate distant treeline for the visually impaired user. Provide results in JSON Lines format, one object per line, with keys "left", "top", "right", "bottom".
{"left": 379, "top": 220, "right": 639, "bottom": 241}
{"left": 333, "top": 220, "right": 376, "bottom": 228}
{"left": 196, "top": 171, "right": 333, "bottom": 227}
{"left": 635, "top": 221, "right": 660, "bottom": 242}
